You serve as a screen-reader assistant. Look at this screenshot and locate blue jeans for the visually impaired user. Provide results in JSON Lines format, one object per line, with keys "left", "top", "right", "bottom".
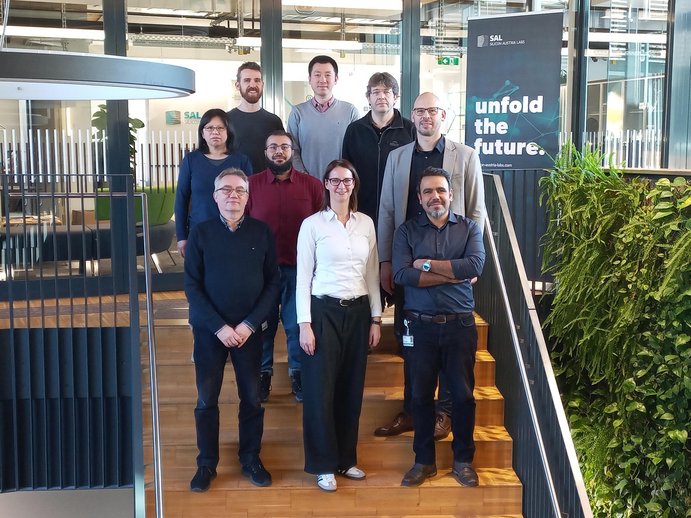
{"left": 193, "top": 326, "right": 264, "bottom": 468}
{"left": 407, "top": 315, "right": 477, "bottom": 465}
{"left": 261, "top": 265, "right": 301, "bottom": 376}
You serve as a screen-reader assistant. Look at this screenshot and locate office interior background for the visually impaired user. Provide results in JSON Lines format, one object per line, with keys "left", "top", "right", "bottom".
{"left": 0, "top": 1, "right": 688, "bottom": 516}
{"left": 0, "top": 0, "right": 675, "bottom": 173}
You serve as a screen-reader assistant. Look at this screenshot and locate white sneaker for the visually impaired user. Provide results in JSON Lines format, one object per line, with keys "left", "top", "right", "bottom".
{"left": 316, "top": 473, "right": 337, "bottom": 492}
{"left": 337, "top": 466, "right": 366, "bottom": 480}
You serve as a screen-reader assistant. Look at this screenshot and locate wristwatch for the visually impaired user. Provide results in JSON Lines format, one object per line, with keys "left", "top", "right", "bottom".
{"left": 422, "top": 260, "right": 432, "bottom": 272}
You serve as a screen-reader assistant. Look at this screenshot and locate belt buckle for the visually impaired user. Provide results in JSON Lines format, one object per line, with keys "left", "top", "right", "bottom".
{"left": 433, "top": 314, "right": 447, "bottom": 324}
{"left": 339, "top": 298, "right": 349, "bottom": 307}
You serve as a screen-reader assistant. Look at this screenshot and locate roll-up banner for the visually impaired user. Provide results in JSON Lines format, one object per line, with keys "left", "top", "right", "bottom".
{"left": 465, "top": 11, "right": 563, "bottom": 170}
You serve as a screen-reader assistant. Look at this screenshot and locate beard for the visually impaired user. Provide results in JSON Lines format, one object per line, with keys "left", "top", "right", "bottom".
{"left": 269, "top": 158, "right": 293, "bottom": 175}
{"left": 241, "top": 88, "right": 262, "bottom": 103}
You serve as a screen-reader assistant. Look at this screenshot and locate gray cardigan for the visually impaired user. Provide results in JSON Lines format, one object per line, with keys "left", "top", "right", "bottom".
{"left": 377, "top": 138, "right": 487, "bottom": 262}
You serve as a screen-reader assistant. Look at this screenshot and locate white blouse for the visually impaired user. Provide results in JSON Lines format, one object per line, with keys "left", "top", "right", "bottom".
{"left": 296, "top": 209, "right": 382, "bottom": 323}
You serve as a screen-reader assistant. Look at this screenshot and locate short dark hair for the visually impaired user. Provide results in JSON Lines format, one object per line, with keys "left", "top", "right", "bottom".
{"left": 198, "top": 108, "right": 233, "bottom": 154}
{"left": 321, "top": 159, "right": 359, "bottom": 212}
{"left": 215, "top": 168, "right": 249, "bottom": 192}
{"left": 308, "top": 55, "right": 338, "bottom": 76}
{"left": 417, "top": 167, "right": 452, "bottom": 193}
{"left": 265, "top": 130, "right": 296, "bottom": 150}
{"left": 366, "top": 72, "right": 400, "bottom": 97}
{"left": 236, "top": 61, "right": 262, "bottom": 82}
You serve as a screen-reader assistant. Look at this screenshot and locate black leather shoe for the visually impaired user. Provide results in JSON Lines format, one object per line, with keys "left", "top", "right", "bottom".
{"left": 434, "top": 411, "right": 451, "bottom": 440}
{"left": 242, "top": 458, "right": 272, "bottom": 487}
{"left": 452, "top": 462, "right": 479, "bottom": 487}
{"left": 401, "top": 463, "right": 437, "bottom": 487}
{"left": 190, "top": 466, "right": 217, "bottom": 492}
{"left": 374, "top": 412, "right": 413, "bottom": 437}
{"left": 258, "top": 372, "right": 271, "bottom": 402}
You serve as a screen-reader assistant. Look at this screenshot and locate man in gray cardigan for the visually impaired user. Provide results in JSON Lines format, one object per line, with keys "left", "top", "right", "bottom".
{"left": 374, "top": 91, "right": 487, "bottom": 439}
{"left": 287, "top": 55, "right": 359, "bottom": 178}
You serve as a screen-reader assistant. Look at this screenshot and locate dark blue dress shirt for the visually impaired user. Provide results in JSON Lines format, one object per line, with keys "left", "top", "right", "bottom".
{"left": 392, "top": 211, "right": 485, "bottom": 314}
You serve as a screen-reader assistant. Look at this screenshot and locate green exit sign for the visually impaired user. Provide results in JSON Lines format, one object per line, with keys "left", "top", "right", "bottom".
{"left": 437, "top": 56, "right": 460, "bottom": 66}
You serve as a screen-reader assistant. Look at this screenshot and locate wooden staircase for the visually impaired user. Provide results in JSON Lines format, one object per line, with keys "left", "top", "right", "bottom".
{"left": 142, "top": 303, "right": 522, "bottom": 517}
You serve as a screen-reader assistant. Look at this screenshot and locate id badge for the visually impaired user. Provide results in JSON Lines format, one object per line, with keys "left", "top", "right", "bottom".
{"left": 402, "top": 318, "right": 414, "bottom": 347}
{"left": 261, "top": 320, "right": 269, "bottom": 332}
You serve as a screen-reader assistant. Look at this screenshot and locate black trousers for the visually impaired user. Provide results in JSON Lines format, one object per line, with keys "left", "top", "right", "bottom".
{"left": 193, "top": 326, "right": 264, "bottom": 469}
{"left": 407, "top": 315, "right": 477, "bottom": 465}
{"left": 394, "top": 288, "right": 452, "bottom": 416}
{"left": 301, "top": 295, "right": 370, "bottom": 474}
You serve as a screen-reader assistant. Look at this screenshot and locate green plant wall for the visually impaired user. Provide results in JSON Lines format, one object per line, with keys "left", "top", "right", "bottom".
{"left": 540, "top": 143, "right": 690, "bottom": 517}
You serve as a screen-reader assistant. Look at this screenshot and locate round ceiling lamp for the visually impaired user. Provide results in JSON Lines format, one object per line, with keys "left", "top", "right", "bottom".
{"left": 0, "top": 49, "right": 195, "bottom": 100}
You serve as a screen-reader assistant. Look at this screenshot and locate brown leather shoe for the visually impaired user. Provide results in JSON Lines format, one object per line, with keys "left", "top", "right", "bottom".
{"left": 401, "top": 463, "right": 437, "bottom": 487}
{"left": 374, "top": 412, "right": 413, "bottom": 437}
{"left": 433, "top": 411, "right": 451, "bottom": 440}
{"left": 452, "top": 462, "right": 479, "bottom": 487}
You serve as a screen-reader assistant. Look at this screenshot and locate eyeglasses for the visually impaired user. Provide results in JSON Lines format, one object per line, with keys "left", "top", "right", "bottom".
{"left": 266, "top": 144, "right": 292, "bottom": 152}
{"left": 215, "top": 186, "right": 247, "bottom": 196}
{"left": 326, "top": 178, "right": 354, "bottom": 187}
{"left": 370, "top": 88, "right": 393, "bottom": 97}
{"left": 412, "top": 107, "right": 442, "bottom": 116}
{"left": 204, "top": 126, "right": 227, "bottom": 133}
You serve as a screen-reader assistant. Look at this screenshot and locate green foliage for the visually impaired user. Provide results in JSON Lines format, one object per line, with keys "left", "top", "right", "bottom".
{"left": 541, "top": 143, "right": 691, "bottom": 517}
{"left": 91, "top": 104, "right": 145, "bottom": 173}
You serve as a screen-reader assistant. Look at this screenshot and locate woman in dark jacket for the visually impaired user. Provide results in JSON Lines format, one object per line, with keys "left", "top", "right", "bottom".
{"left": 175, "top": 108, "right": 252, "bottom": 257}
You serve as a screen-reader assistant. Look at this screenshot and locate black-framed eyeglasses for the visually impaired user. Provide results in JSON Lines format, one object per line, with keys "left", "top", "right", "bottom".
{"left": 266, "top": 144, "right": 292, "bottom": 152}
{"left": 215, "top": 186, "right": 247, "bottom": 196}
{"left": 412, "top": 107, "right": 442, "bottom": 116}
{"left": 326, "top": 178, "right": 354, "bottom": 187}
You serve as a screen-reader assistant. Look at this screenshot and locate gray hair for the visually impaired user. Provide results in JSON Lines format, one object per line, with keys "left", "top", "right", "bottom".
{"left": 214, "top": 168, "right": 249, "bottom": 192}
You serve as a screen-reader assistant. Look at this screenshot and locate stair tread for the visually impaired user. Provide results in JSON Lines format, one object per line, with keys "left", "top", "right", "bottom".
{"left": 142, "top": 301, "right": 520, "bottom": 517}
{"left": 147, "top": 349, "right": 494, "bottom": 367}
{"left": 145, "top": 384, "right": 503, "bottom": 405}
{"left": 151, "top": 466, "right": 520, "bottom": 491}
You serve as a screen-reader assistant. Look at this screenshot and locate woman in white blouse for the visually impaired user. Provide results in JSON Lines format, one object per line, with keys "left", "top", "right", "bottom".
{"left": 296, "top": 159, "right": 382, "bottom": 492}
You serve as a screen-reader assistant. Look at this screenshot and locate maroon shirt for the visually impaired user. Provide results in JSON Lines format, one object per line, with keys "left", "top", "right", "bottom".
{"left": 247, "top": 168, "right": 324, "bottom": 266}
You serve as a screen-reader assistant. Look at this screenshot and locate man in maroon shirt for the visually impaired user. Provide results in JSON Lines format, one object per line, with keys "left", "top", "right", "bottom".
{"left": 247, "top": 130, "right": 324, "bottom": 402}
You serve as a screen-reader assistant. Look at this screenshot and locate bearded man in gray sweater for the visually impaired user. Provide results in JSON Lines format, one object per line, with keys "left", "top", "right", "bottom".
{"left": 287, "top": 55, "right": 359, "bottom": 179}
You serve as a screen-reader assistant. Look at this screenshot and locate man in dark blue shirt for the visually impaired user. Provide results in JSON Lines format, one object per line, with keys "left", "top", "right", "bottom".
{"left": 392, "top": 167, "right": 485, "bottom": 489}
{"left": 185, "top": 168, "right": 280, "bottom": 492}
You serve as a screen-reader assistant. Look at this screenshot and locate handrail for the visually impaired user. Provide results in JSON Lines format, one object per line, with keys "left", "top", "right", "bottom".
{"left": 137, "top": 192, "right": 164, "bottom": 518}
{"left": 482, "top": 212, "right": 562, "bottom": 517}
{"left": 476, "top": 173, "right": 593, "bottom": 517}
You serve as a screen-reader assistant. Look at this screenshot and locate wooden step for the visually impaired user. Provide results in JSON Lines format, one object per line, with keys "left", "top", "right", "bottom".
{"left": 145, "top": 467, "right": 522, "bottom": 518}
{"left": 143, "top": 385, "right": 505, "bottom": 428}
{"left": 144, "top": 350, "right": 496, "bottom": 395}
{"left": 142, "top": 297, "right": 519, "bottom": 517}
{"left": 145, "top": 314, "right": 489, "bottom": 355}
{"left": 144, "top": 425, "right": 513, "bottom": 470}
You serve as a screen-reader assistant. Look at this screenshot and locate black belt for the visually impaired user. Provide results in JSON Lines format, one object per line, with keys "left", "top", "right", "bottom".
{"left": 404, "top": 310, "right": 473, "bottom": 324}
{"left": 314, "top": 294, "right": 368, "bottom": 307}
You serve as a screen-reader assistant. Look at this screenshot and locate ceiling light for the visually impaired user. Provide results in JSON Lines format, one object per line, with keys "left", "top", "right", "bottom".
{"left": 0, "top": 49, "right": 195, "bottom": 100}
{"left": 0, "top": 25, "right": 105, "bottom": 41}
{"left": 282, "top": 0, "right": 401, "bottom": 10}
{"left": 236, "top": 36, "right": 362, "bottom": 51}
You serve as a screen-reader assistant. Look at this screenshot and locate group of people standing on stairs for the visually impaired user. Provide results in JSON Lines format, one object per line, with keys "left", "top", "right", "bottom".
{"left": 176, "top": 55, "right": 487, "bottom": 495}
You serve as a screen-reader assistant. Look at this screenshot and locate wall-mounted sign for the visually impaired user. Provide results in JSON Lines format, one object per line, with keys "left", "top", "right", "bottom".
{"left": 165, "top": 111, "right": 181, "bottom": 125}
{"left": 465, "top": 11, "right": 563, "bottom": 170}
{"left": 183, "top": 111, "right": 202, "bottom": 124}
{"left": 437, "top": 56, "right": 459, "bottom": 66}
